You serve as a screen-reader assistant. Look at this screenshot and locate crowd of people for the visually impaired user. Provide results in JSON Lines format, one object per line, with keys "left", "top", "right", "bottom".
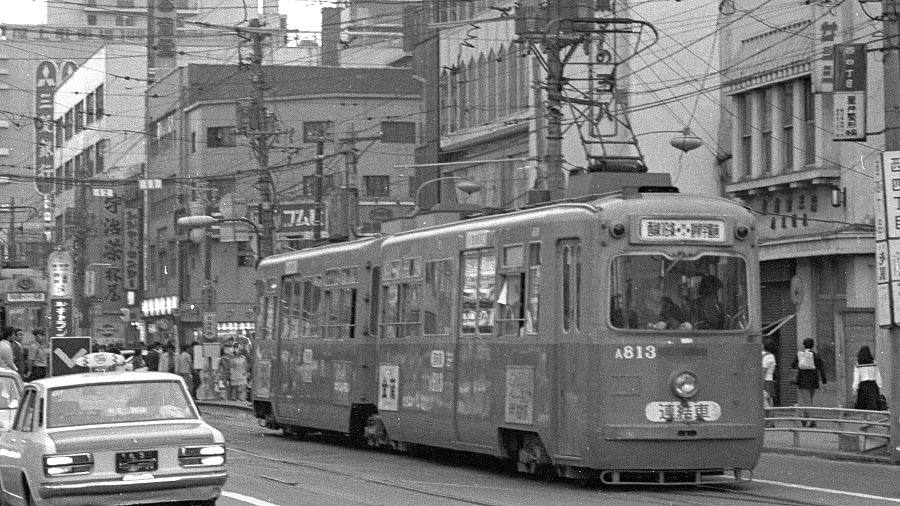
{"left": 0, "top": 328, "right": 251, "bottom": 402}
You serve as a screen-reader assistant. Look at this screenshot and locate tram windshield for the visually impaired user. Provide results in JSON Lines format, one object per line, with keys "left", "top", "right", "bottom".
{"left": 610, "top": 253, "right": 748, "bottom": 331}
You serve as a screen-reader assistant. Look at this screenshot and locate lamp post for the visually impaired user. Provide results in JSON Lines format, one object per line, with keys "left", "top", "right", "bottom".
{"left": 632, "top": 127, "right": 703, "bottom": 153}
{"left": 413, "top": 176, "right": 483, "bottom": 215}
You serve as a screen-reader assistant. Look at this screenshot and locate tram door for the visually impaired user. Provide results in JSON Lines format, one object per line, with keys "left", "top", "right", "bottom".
{"left": 555, "top": 239, "right": 585, "bottom": 457}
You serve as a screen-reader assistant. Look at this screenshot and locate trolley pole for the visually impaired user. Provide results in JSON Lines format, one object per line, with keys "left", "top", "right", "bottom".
{"left": 883, "top": 0, "right": 900, "bottom": 465}
{"left": 249, "top": 18, "right": 275, "bottom": 258}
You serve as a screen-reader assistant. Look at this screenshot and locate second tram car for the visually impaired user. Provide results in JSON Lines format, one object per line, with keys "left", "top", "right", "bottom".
{"left": 251, "top": 176, "right": 763, "bottom": 484}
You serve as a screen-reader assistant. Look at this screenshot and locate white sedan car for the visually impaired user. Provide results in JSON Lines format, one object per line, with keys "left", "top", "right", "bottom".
{"left": 0, "top": 369, "right": 227, "bottom": 506}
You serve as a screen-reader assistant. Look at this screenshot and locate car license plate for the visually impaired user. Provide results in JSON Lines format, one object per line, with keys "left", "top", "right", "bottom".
{"left": 116, "top": 450, "right": 158, "bottom": 473}
{"left": 645, "top": 401, "right": 721, "bottom": 422}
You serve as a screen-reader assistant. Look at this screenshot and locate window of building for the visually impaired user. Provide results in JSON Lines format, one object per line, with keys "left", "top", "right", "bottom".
{"left": 86, "top": 93, "right": 95, "bottom": 124}
{"left": 781, "top": 81, "right": 794, "bottom": 171}
{"left": 380, "top": 121, "right": 415, "bottom": 143}
{"left": 803, "top": 79, "right": 815, "bottom": 166}
{"left": 739, "top": 95, "right": 751, "bottom": 176}
{"left": 95, "top": 139, "right": 105, "bottom": 174}
{"left": 115, "top": 15, "right": 135, "bottom": 26}
{"left": 95, "top": 84, "right": 104, "bottom": 120}
{"left": 301, "top": 174, "right": 333, "bottom": 196}
{"left": 63, "top": 159, "right": 73, "bottom": 190}
{"left": 206, "top": 126, "right": 236, "bottom": 148}
{"left": 363, "top": 175, "right": 390, "bottom": 197}
{"left": 87, "top": 14, "right": 97, "bottom": 26}
{"left": 237, "top": 241, "right": 255, "bottom": 267}
{"left": 64, "top": 110, "right": 73, "bottom": 140}
{"left": 761, "top": 88, "right": 772, "bottom": 173}
{"left": 734, "top": 77, "right": 813, "bottom": 180}
{"left": 303, "top": 121, "right": 333, "bottom": 142}
{"left": 54, "top": 118, "right": 62, "bottom": 148}
{"left": 74, "top": 101, "right": 84, "bottom": 133}
{"left": 84, "top": 145, "right": 94, "bottom": 176}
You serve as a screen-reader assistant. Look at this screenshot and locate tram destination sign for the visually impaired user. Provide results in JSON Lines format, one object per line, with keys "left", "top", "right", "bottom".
{"left": 639, "top": 218, "right": 725, "bottom": 242}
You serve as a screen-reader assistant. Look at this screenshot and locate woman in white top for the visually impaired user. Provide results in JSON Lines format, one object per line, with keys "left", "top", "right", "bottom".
{"left": 762, "top": 340, "right": 777, "bottom": 408}
{"left": 852, "top": 345, "right": 883, "bottom": 411}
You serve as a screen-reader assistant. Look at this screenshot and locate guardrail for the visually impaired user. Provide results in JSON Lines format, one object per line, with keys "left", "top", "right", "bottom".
{"left": 765, "top": 406, "right": 890, "bottom": 462}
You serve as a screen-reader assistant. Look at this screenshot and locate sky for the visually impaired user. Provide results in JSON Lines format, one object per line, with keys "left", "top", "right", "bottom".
{"left": 0, "top": 0, "right": 324, "bottom": 34}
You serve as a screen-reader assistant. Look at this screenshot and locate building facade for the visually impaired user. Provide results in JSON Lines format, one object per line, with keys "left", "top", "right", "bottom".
{"left": 143, "top": 64, "right": 420, "bottom": 345}
{"left": 719, "top": 0, "right": 882, "bottom": 407}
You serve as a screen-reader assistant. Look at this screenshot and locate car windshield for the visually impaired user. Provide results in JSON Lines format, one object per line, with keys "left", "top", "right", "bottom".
{"left": 47, "top": 380, "right": 197, "bottom": 428}
{"left": 610, "top": 253, "right": 749, "bottom": 331}
{"left": 0, "top": 377, "right": 20, "bottom": 409}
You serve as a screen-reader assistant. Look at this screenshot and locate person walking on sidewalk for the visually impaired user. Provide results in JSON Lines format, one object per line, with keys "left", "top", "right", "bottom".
{"left": 852, "top": 345, "right": 883, "bottom": 411}
{"left": 791, "top": 338, "right": 827, "bottom": 427}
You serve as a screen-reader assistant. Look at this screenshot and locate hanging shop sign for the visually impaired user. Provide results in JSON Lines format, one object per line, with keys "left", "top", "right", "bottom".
{"left": 832, "top": 43, "right": 867, "bottom": 141}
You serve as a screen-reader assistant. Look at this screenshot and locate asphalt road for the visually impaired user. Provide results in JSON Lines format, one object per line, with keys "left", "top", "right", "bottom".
{"left": 201, "top": 405, "right": 900, "bottom": 506}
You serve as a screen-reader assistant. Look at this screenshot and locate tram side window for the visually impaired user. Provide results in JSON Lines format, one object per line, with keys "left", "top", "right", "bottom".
{"left": 461, "top": 249, "right": 496, "bottom": 337}
{"left": 559, "top": 241, "right": 581, "bottom": 332}
{"left": 526, "top": 242, "right": 541, "bottom": 334}
{"left": 280, "top": 276, "right": 301, "bottom": 339}
{"left": 424, "top": 259, "right": 454, "bottom": 334}
{"left": 301, "top": 275, "right": 323, "bottom": 337}
{"left": 379, "top": 259, "right": 422, "bottom": 338}
{"left": 322, "top": 267, "right": 358, "bottom": 339}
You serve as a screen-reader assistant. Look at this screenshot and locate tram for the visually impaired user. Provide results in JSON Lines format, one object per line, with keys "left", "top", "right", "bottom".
{"left": 251, "top": 172, "right": 763, "bottom": 485}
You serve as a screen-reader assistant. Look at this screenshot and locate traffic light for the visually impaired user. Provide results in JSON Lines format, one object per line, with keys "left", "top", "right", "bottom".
{"left": 119, "top": 308, "right": 131, "bottom": 322}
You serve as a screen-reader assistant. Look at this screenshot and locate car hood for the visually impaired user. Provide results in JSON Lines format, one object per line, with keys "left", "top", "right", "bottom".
{"left": 48, "top": 422, "right": 219, "bottom": 454}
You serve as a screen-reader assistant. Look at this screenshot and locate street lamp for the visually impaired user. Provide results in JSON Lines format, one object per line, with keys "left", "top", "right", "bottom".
{"left": 413, "top": 176, "right": 483, "bottom": 215}
{"left": 176, "top": 216, "right": 263, "bottom": 267}
{"left": 632, "top": 127, "right": 703, "bottom": 153}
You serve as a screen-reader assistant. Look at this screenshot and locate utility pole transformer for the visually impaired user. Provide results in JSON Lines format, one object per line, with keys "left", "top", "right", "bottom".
{"left": 882, "top": 0, "right": 900, "bottom": 465}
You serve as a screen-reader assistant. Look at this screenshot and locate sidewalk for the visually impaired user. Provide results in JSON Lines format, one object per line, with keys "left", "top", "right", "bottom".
{"left": 196, "top": 399, "right": 895, "bottom": 465}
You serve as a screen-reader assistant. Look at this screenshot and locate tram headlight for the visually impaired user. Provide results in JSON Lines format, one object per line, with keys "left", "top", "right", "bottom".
{"left": 671, "top": 371, "right": 699, "bottom": 399}
{"left": 610, "top": 223, "right": 626, "bottom": 238}
{"left": 735, "top": 225, "right": 750, "bottom": 240}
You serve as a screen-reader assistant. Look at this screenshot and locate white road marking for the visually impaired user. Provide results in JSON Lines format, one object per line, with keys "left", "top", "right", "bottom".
{"left": 222, "top": 491, "right": 282, "bottom": 506}
{"left": 755, "top": 479, "right": 900, "bottom": 503}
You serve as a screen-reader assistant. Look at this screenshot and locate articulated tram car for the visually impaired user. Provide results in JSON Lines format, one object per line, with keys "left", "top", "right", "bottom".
{"left": 251, "top": 185, "right": 763, "bottom": 485}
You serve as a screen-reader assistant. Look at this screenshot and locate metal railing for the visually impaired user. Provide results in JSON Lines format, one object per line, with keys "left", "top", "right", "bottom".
{"left": 765, "top": 406, "right": 890, "bottom": 462}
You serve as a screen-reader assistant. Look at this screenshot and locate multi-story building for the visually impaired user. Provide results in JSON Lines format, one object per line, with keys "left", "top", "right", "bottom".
{"left": 51, "top": 44, "right": 147, "bottom": 345}
{"left": 143, "top": 63, "right": 420, "bottom": 345}
{"left": 719, "top": 0, "right": 882, "bottom": 407}
{"left": 47, "top": 0, "right": 283, "bottom": 31}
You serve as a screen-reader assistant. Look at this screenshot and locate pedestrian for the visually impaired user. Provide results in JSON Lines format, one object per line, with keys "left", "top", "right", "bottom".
{"left": 852, "top": 345, "right": 883, "bottom": 411}
{"left": 0, "top": 328, "right": 18, "bottom": 374}
{"left": 791, "top": 337, "right": 827, "bottom": 427}
{"left": 217, "top": 346, "right": 232, "bottom": 400}
{"left": 131, "top": 342, "right": 148, "bottom": 371}
{"left": 28, "top": 329, "right": 48, "bottom": 380}
{"left": 145, "top": 341, "right": 161, "bottom": 371}
{"left": 762, "top": 339, "right": 777, "bottom": 408}
{"left": 159, "top": 342, "right": 176, "bottom": 374}
{"left": 11, "top": 329, "right": 26, "bottom": 379}
{"left": 175, "top": 344, "right": 195, "bottom": 399}
{"left": 229, "top": 351, "right": 247, "bottom": 402}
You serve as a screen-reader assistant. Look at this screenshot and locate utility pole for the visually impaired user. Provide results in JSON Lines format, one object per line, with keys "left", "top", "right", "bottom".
{"left": 246, "top": 18, "right": 277, "bottom": 258}
{"left": 882, "top": 0, "right": 900, "bottom": 465}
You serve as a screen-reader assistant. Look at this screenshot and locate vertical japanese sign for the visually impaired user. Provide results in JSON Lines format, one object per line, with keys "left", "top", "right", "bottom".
{"left": 812, "top": 0, "right": 841, "bottom": 93}
{"left": 48, "top": 250, "right": 74, "bottom": 337}
{"left": 832, "top": 43, "right": 867, "bottom": 141}
{"left": 98, "top": 196, "right": 125, "bottom": 304}
{"left": 122, "top": 206, "right": 142, "bottom": 292}
{"left": 34, "top": 60, "right": 56, "bottom": 195}
{"left": 878, "top": 151, "right": 900, "bottom": 327}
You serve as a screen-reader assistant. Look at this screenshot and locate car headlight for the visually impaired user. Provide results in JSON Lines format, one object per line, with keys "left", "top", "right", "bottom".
{"left": 178, "top": 445, "right": 226, "bottom": 467}
{"left": 671, "top": 371, "right": 699, "bottom": 399}
{"left": 44, "top": 453, "right": 93, "bottom": 476}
